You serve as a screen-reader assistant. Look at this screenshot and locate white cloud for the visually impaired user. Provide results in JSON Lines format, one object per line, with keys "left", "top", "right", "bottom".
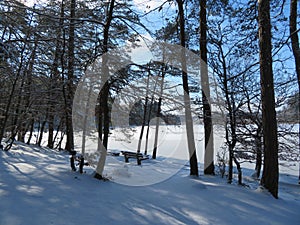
{"left": 127, "top": 34, "right": 154, "bottom": 64}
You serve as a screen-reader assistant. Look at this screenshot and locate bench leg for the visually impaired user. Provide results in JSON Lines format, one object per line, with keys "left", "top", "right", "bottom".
{"left": 137, "top": 158, "right": 141, "bottom": 165}
{"left": 79, "top": 157, "right": 84, "bottom": 174}
{"left": 125, "top": 155, "right": 129, "bottom": 163}
{"left": 70, "top": 156, "right": 76, "bottom": 171}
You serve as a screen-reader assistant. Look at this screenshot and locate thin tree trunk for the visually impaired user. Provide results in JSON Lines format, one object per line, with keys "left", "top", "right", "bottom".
{"left": 47, "top": 1, "right": 65, "bottom": 148}
{"left": 56, "top": 129, "right": 65, "bottom": 150}
{"left": 35, "top": 121, "right": 40, "bottom": 145}
{"left": 254, "top": 133, "right": 262, "bottom": 179}
{"left": 38, "top": 117, "right": 47, "bottom": 146}
{"left": 289, "top": 0, "right": 300, "bottom": 184}
{"left": 145, "top": 95, "right": 154, "bottom": 155}
{"left": 53, "top": 119, "right": 63, "bottom": 147}
{"left": 227, "top": 128, "right": 233, "bottom": 184}
{"left": 14, "top": 74, "right": 25, "bottom": 141}
{"left": 200, "top": 0, "right": 214, "bottom": 175}
{"left": 137, "top": 72, "right": 150, "bottom": 154}
{"left": 144, "top": 106, "right": 151, "bottom": 155}
{"left": 177, "top": 0, "right": 199, "bottom": 176}
{"left": 21, "top": 37, "right": 37, "bottom": 143}
{"left": 0, "top": 41, "right": 27, "bottom": 142}
{"left": 65, "top": 0, "right": 75, "bottom": 151}
{"left": 218, "top": 42, "right": 237, "bottom": 184}
{"left": 26, "top": 118, "right": 34, "bottom": 145}
{"left": 144, "top": 73, "right": 159, "bottom": 155}
{"left": 94, "top": 0, "right": 115, "bottom": 179}
{"left": 233, "top": 156, "right": 242, "bottom": 185}
{"left": 290, "top": 0, "right": 300, "bottom": 89}
{"left": 259, "top": 0, "right": 279, "bottom": 199}
{"left": 152, "top": 69, "right": 165, "bottom": 159}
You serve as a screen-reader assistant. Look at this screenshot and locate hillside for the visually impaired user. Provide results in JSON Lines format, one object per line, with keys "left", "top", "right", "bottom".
{"left": 0, "top": 142, "right": 299, "bottom": 225}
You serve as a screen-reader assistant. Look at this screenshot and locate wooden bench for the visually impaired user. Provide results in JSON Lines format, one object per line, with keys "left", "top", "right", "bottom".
{"left": 121, "top": 151, "right": 149, "bottom": 165}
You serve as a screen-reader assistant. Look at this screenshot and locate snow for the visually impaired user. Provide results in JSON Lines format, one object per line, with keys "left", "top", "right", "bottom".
{"left": 0, "top": 136, "right": 300, "bottom": 225}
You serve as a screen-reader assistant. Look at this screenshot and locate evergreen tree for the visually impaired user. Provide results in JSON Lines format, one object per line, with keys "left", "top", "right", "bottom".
{"left": 258, "top": 0, "right": 279, "bottom": 198}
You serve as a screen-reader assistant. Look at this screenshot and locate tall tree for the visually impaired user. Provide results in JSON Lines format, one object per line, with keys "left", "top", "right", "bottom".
{"left": 94, "top": 0, "right": 116, "bottom": 180}
{"left": 258, "top": 0, "right": 279, "bottom": 198}
{"left": 290, "top": 0, "right": 300, "bottom": 88}
{"left": 48, "top": 0, "right": 65, "bottom": 149}
{"left": 152, "top": 64, "right": 166, "bottom": 159}
{"left": 289, "top": 0, "right": 300, "bottom": 184}
{"left": 0, "top": 1, "right": 33, "bottom": 144}
{"left": 64, "top": 0, "right": 76, "bottom": 151}
{"left": 200, "top": 0, "right": 214, "bottom": 175}
{"left": 176, "top": 0, "right": 199, "bottom": 176}
{"left": 137, "top": 69, "right": 150, "bottom": 154}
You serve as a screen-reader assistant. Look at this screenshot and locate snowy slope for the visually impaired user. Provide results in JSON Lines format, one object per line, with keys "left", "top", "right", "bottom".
{"left": 0, "top": 142, "right": 299, "bottom": 225}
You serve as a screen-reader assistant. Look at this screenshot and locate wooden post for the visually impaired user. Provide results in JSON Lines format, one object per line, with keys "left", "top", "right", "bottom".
{"left": 70, "top": 150, "right": 77, "bottom": 171}
{"left": 79, "top": 155, "right": 84, "bottom": 174}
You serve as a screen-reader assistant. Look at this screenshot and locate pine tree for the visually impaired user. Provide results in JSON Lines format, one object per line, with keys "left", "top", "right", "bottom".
{"left": 200, "top": 0, "right": 214, "bottom": 175}
{"left": 176, "top": 0, "right": 199, "bottom": 176}
{"left": 258, "top": 0, "right": 279, "bottom": 198}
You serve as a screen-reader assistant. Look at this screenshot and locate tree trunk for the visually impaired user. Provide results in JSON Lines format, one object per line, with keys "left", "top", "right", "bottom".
{"left": 38, "top": 118, "right": 47, "bottom": 146}
{"left": 290, "top": 0, "right": 300, "bottom": 89}
{"left": 177, "top": 0, "right": 199, "bottom": 176}
{"left": 94, "top": 0, "right": 115, "bottom": 179}
{"left": 26, "top": 118, "right": 34, "bottom": 145}
{"left": 227, "top": 133, "right": 233, "bottom": 183}
{"left": 144, "top": 73, "right": 158, "bottom": 155}
{"left": 144, "top": 95, "right": 154, "bottom": 155}
{"left": 0, "top": 40, "right": 27, "bottom": 143}
{"left": 152, "top": 68, "right": 165, "bottom": 159}
{"left": 48, "top": 113, "right": 54, "bottom": 148}
{"left": 233, "top": 156, "right": 242, "bottom": 185}
{"left": 254, "top": 134, "right": 262, "bottom": 179}
{"left": 53, "top": 119, "right": 63, "bottom": 147}
{"left": 65, "top": 0, "right": 75, "bottom": 152}
{"left": 218, "top": 41, "right": 238, "bottom": 184}
{"left": 289, "top": 0, "right": 300, "bottom": 184}
{"left": 258, "top": 0, "right": 279, "bottom": 199}
{"left": 200, "top": 0, "right": 214, "bottom": 175}
{"left": 14, "top": 75, "right": 25, "bottom": 142}
{"left": 137, "top": 72, "right": 150, "bottom": 154}
{"left": 19, "top": 38, "right": 37, "bottom": 143}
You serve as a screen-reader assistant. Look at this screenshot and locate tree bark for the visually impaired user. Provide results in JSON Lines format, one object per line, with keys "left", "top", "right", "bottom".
{"left": 200, "top": 0, "right": 215, "bottom": 175}
{"left": 258, "top": 0, "right": 279, "bottom": 198}
{"left": 0, "top": 39, "right": 27, "bottom": 143}
{"left": 48, "top": 0, "right": 65, "bottom": 149}
{"left": 254, "top": 131, "right": 262, "bottom": 179}
{"left": 38, "top": 117, "right": 47, "bottom": 146}
{"left": 289, "top": 0, "right": 300, "bottom": 184}
{"left": 290, "top": 0, "right": 300, "bottom": 89}
{"left": 26, "top": 118, "right": 34, "bottom": 145}
{"left": 177, "top": 0, "right": 199, "bottom": 176}
{"left": 152, "top": 70, "right": 165, "bottom": 159}
{"left": 94, "top": 0, "right": 115, "bottom": 179}
{"left": 144, "top": 95, "right": 154, "bottom": 155}
{"left": 65, "top": 0, "right": 75, "bottom": 152}
{"left": 137, "top": 72, "right": 150, "bottom": 154}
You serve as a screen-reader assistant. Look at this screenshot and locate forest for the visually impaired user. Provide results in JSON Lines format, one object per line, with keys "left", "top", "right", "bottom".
{"left": 0, "top": 0, "right": 299, "bottom": 201}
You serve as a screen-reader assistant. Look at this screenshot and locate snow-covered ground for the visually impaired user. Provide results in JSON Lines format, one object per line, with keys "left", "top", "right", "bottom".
{"left": 0, "top": 134, "right": 299, "bottom": 225}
